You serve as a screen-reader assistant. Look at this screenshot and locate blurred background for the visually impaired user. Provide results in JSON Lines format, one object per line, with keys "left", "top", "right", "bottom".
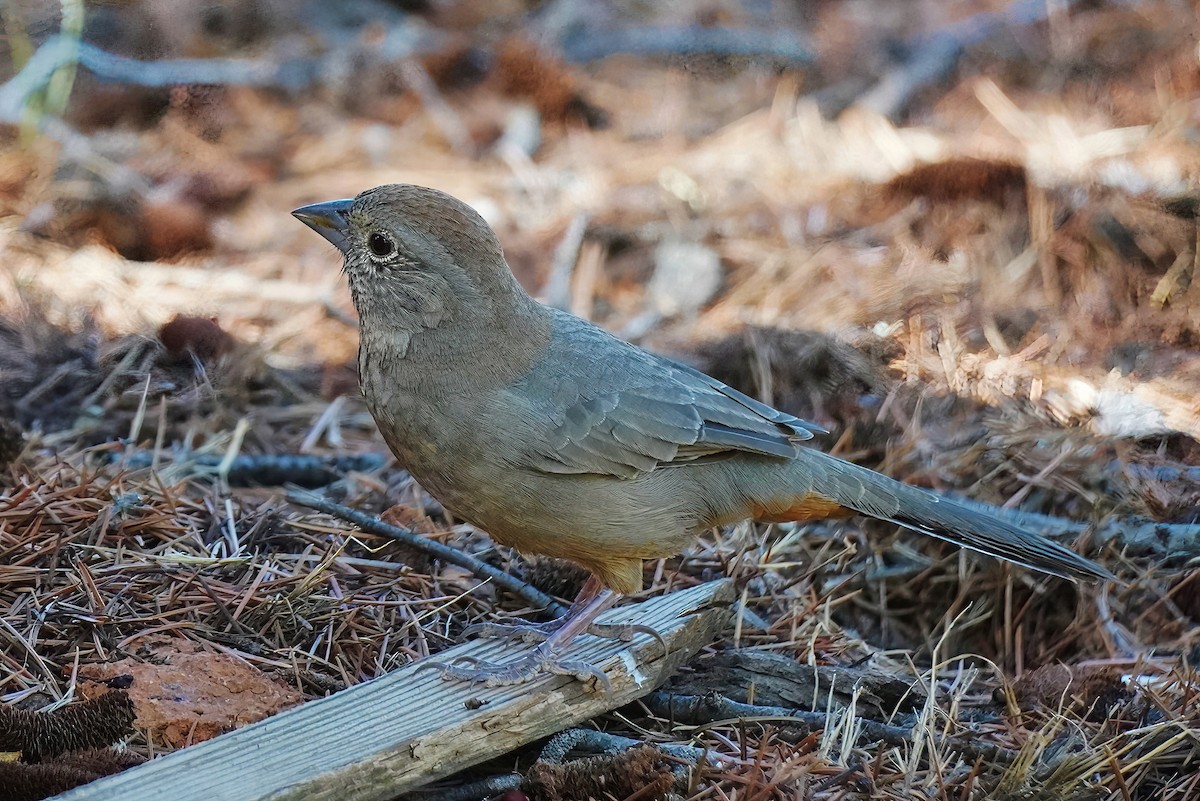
{"left": 2, "top": 1, "right": 1198, "bottom": 425}
{"left": 1, "top": 1, "right": 1199, "bottom": 798}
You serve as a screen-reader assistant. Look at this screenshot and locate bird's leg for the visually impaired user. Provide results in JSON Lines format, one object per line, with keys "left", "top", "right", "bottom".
{"left": 460, "top": 575, "right": 605, "bottom": 643}
{"left": 424, "top": 583, "right": 624, "bottom": 694}
{"left": 462, "top": 575, "right": 664, "bottom": 648}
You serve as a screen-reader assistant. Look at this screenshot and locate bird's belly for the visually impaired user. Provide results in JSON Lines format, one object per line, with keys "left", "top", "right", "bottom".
{"left": 363, "top": 376, "right": 701, "bottom": 564}
{"left": 394, "top": 454, "right": 696, "bottom": 564}
{"left": 465, "top": 471, "right": 698, "bottom": 563}
{"left": 364, "top": 381, "right": 471, "bottom": 474}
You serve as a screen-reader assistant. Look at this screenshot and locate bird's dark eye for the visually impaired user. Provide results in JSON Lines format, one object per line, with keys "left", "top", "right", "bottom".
{"left": 368, "top": 232, "right": 395, "bottom": 258}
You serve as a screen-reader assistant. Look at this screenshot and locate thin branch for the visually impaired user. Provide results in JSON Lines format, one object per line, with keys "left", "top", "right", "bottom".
{"left": 0, "top": 26, "right": 439, "bottom": 166}
{"left": 399, "top": 773, "right": 521, "bottom": 801}
{"left": 118, "top": 450, "right": 388, "bottom": 488}
{"left": 74, "top": 40, "right": 314, "bottom": 90}
{"left": 560, "top": 26, "right": 813, "bottom": 65}
{"left": 538, "top": 726, "right": 723, "bottom": 767}
{"left": 541, "top": 212, "right": 589, "bottom": 311}
{"left": 855, "top": 0, "right": 1086, "bottom": 118}
{"left": 644, "top": 691, "right": 1019, "bottom": 765}
{"left": 0, "top": 30, "right": 434, "bottom": 115}
{"left": 285, "top": 488, "right": 566, "bottom": 617}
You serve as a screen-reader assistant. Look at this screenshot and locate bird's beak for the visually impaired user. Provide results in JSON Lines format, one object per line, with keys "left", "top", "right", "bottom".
{"left": 292, "top": 199, "right": 354, "bottom": 254}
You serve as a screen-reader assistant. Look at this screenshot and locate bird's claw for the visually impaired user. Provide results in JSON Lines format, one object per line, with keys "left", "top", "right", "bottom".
{"left": 460, "top": 620, "right": 556, "bottom": 644}
{"left": 587, "top": 621, "right": 668, "bottom": 653}
{"left": 461, "top": 619, "right": 667, "bottom": 653}
{"left": 419, "top": 649, "right": 613, "bottom": 696}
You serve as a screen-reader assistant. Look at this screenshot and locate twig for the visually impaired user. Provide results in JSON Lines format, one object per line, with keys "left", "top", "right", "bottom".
{"left": 0, "top": 26, "right": 440, "bottom": 161}
{"left": 855, "top": 0, "right": 1085, "bottom": 118}
{"left": 0, "top": 34, "right": 76, "bottom": 121}
{"left": 399, "top": 773, "right": 521, "bottom": 801}
{"left": 0, "top": 36, "right": 147, "bottom": 194}
{"left": 116, "top": 451, "right": 388, "bottom": 488}
{"left": 539, "top": 726, "right": 725, "bottom": 767}
{"left": 75, "top": 40, "right": 311, "bottom": 90}
{"left": 541, "top": 212, "right": 589, "bottom": 311}
{"left": 285, "top": 488, "right": 566, "bottom": 616}
{"left": 0, "top": 30, "right": 429, "bottom": 112}
{"left": 644, "top": 691, "right": 1020, "bottom": 765}
{"left": 560, "top": 26, "right": 813, "bottom": 65}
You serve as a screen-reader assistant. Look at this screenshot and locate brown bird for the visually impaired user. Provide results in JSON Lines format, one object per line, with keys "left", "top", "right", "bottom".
{"left": 294, "top": 184, "right": 1114, "bottom": 690}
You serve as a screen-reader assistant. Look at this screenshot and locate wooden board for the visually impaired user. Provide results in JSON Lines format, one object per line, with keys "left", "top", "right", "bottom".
{"left": 53, "top": 579, "right": 734, "bottom": 801}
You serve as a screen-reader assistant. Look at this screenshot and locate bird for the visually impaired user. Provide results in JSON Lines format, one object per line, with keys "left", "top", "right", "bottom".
{"left": 293, "top": 184, "right": 1114, "bottom": 691}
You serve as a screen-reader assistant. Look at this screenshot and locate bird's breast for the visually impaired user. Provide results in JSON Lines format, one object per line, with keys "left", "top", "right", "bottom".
{"left": 359, "top": 341, "right": 463, "bottom": 461}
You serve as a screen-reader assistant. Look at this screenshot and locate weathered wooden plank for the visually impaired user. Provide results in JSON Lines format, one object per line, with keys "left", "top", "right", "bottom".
{"left": 53, "top": 579, "right": 733, "bottom": 801}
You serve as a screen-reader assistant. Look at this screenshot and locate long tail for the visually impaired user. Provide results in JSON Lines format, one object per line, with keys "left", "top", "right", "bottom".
{"left": 793, "top": 448, "right": 1115, "bottom": 582}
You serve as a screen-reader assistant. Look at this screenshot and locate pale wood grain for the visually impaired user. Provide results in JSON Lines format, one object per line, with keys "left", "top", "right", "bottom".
{"left": 53, "top": 579, "right": 733, "bottom": 801}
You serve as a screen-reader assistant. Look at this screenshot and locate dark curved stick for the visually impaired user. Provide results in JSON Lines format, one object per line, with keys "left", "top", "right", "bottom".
{"left": 285, "top": 488, "right": 566, "bottom": 617}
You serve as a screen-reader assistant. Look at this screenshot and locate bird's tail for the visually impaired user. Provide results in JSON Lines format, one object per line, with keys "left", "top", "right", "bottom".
{"left": 786, "top": 447, "right": 1115, "bottom": 581}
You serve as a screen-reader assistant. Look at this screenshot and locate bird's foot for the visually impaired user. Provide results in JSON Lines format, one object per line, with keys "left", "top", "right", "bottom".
{"left": 462, "top": 619, "right": 666, "bottom": 651}
{"left": 419, "top": 644, "right": 613, "bottom": 696}
{"left": 421, "top": 581, "right": 659, "bottom": 696}
{"left": 460, "top": 619, "right": 559, "bottom": 644}
{"left": 589, "top": 621, "right": 668, "bottom": 652}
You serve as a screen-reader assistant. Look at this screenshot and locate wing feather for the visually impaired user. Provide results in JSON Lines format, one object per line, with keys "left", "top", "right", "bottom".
{"left": 519, "top": 311, "right": 826, "bottom": 479}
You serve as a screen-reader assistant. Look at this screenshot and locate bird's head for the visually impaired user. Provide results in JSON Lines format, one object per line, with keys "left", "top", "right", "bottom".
{"left": 293, "top": 184, "right": 529, "bottom": 333}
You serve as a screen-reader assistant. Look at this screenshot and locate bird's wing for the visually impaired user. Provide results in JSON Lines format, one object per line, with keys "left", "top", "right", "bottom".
{"left": 518, "top": 313, "right": 824, "bottom": 479}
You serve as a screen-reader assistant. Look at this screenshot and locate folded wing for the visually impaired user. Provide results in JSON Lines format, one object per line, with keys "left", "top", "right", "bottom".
{"left": 521, "top": 313, "right": 824, "bottom": 479}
